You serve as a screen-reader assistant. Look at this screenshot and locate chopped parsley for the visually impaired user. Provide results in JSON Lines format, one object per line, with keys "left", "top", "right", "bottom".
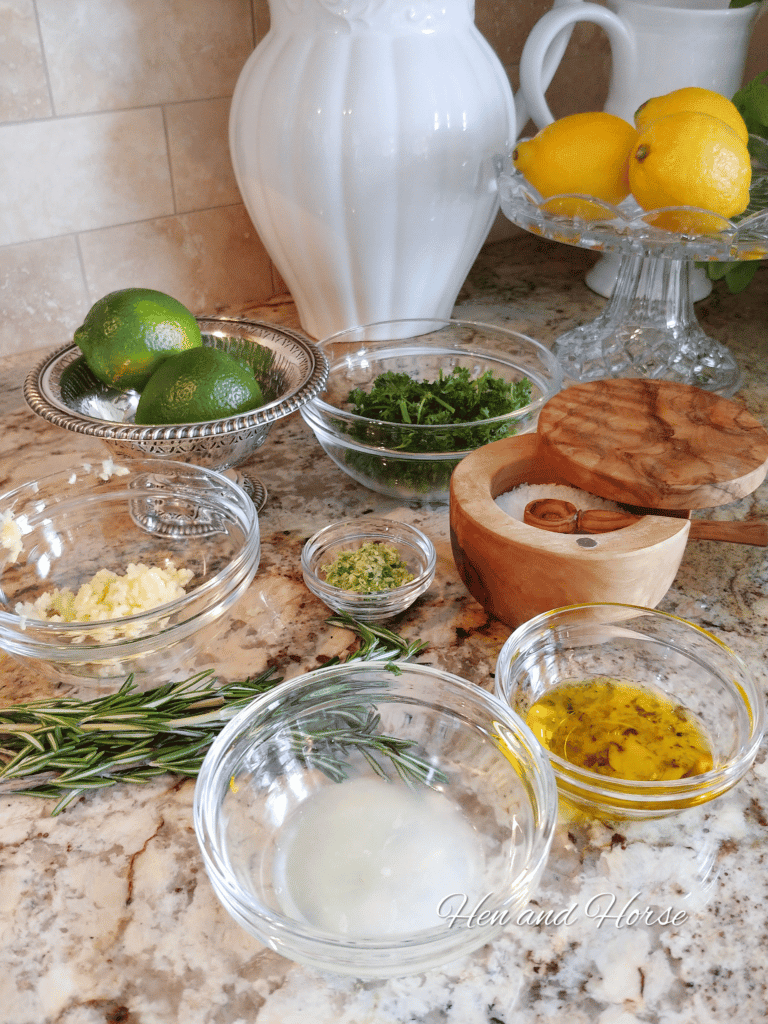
{"left": 321, "top": 542, "right": 415, "bottom": 593}
{"left": 347, "top": 367, "right": 532, "bottom": 453}
{"left": 341, "top": 366, "right": 533, "bottom": 495}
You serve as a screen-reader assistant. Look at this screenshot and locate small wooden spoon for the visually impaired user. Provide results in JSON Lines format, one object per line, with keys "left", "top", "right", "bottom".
{"left": 524, "top": 499, "right": 767, "bottom": 546}
{"left": 523, "top": 498, "right": 578, "bottom": 533}
{"left": 523, "top": 498, "right": 642, "bottom": 534}
{"left": 687, "top": 520, "right": 768, "bottom": 546}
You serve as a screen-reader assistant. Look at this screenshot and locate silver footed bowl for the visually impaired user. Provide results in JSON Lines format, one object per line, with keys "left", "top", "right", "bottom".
{"left": 24, "top": 316, "right": 329, "bottom": 473}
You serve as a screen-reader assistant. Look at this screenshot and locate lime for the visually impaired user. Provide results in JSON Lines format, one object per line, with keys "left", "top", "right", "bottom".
{"left": 74, "top": 287, "right": 203, "bottom": 392}
{"left": 134, "top": 346, "right": 265, "bottom": 425}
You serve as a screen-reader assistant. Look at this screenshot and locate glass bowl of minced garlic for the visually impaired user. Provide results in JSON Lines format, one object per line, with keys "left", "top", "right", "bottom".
{"left": 494, "top": 604, "right": 764, "bottom": 820}
{"left": 0, "top": 458, "right": 260, "bottom": 690}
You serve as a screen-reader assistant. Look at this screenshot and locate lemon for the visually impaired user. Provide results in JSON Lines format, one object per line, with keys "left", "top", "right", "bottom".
{"left": 75, "top": 287, "right": 203, "bottom": 392}
{"left": 134, "top": 346, "right": 265, "bottom": 425}
{"left": 629, "top": 111, "right": 752, "bottom": 234}
{"left": 635, "top": 87, "right": 749, "bottom": 146}
{"left": 513, "top": 112, "right": 639, "bottom": 219}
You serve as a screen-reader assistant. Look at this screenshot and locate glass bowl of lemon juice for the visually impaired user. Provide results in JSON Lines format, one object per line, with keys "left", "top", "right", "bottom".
{"left": 193, "top": 660, "right": 558, "bottom": 978}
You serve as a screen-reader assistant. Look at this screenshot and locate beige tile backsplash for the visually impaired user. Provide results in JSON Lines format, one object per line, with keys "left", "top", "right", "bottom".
{"left": 1, "top": 0, "right": 766, "bottom": 357}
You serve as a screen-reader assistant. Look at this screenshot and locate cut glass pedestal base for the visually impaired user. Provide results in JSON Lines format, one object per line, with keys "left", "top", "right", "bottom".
{"left": 553, "top": 254, "right": 740, "bottom": 396}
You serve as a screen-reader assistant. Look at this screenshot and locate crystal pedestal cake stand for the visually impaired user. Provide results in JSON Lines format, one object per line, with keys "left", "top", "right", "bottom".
{"left": 499, "top": 138, "right": 768, "bottom": 396}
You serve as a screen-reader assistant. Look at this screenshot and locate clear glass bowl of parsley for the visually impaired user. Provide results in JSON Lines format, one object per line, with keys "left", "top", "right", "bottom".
{"left": 301, "top": 319, "right": 563, "bottom": 503}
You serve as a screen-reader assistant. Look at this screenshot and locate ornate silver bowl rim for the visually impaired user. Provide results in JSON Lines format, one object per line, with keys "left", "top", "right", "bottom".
{"left": 23, "top": 315, "right": 329, "bottom": 443}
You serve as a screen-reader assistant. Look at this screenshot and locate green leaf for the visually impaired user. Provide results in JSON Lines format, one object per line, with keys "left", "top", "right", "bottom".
{"left": 729, "top": 0, "right": 759, "bottom": 7}
{"left": 704, "top": 261, "right": 731, "bottom": 282}
{"left": 732, "top": 71, "right": 768, "bottom": 136}
{"left": 725, "top": 260, "right": 762, "bottom": 293}
{"left": 704, "top": 260, "right": 761, "bottom": 293}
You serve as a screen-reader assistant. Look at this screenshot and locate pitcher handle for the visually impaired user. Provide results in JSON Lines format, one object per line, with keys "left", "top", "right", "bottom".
{"left": 519, "top": 2, "right": 635, "bottom": 129}
{"left": 513, "top": 0, "right": 582, "bottom": 136}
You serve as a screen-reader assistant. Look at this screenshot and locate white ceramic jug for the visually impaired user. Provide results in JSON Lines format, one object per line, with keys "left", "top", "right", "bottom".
{"left": 520, "top": 0, "right": 765, "bottom": 128}
{"left": 230, "top": 0, "right": 516, "bottom": 341}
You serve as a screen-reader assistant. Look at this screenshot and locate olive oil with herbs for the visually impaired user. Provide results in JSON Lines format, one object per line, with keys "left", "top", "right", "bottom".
{"left": 525, "top": 678, "right": 714, "bottom": 782}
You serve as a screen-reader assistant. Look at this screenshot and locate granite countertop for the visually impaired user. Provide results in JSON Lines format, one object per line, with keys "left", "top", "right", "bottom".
{"left": 2, "top": 234, "right": 767, "bottom": 1024}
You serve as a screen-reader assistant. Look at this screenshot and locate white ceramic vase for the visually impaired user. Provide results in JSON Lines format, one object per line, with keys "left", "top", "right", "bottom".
{"left": 230, "top": 0, "right": 516, "bottom": 340}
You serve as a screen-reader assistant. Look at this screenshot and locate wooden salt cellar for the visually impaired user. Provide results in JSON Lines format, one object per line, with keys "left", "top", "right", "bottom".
{"left": 449, "top": 378, "right": 768, "bottom": 629}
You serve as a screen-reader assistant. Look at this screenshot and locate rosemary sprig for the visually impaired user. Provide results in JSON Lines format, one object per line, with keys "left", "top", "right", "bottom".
{"left": 323, "top": 612, "right": 429, "bottom": 666}
{"left": 0, "top": 614, "right": 433, "bottom": 814}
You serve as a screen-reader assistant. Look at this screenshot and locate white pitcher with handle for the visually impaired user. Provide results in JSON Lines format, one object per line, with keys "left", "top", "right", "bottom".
{"left": 518, "top": 0, "right": 766, "bottom": 297}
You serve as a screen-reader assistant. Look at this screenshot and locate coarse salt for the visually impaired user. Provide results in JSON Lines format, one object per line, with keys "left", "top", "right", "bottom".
{"left": 495, "top": 483, "right": 619, "bottom": 522}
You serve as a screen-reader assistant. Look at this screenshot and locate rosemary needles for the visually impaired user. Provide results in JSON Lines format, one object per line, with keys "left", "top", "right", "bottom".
{"left": 0, "top": 613, "right": 431, "bottom": 814}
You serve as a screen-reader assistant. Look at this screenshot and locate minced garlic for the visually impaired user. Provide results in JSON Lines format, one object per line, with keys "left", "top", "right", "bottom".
{"left": 16, "top": 560, "right": 194, "bottom": 625}
{"left": 1, "top": 510, "right": 30, "bottom": 564}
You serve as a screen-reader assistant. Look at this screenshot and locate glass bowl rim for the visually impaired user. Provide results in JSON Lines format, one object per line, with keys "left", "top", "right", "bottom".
{"left": 300, "top": 516, "right": 437, "bottom": 604}
{"left": 308, "top": 317, "right": 564, "bottom": 430}
{"left": 494, "top": 602, "right": 766, "bottom": 797}
{"left": 0, "top": 458, "right": 260, "bottom": 635}
{"left": 193, "top": 658, "right": 559, "bottom": 948}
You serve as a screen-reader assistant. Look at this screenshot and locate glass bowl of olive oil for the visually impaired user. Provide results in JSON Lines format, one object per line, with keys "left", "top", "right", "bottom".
{"left": 494, "top": 604, "right": 765, "bottom": 820}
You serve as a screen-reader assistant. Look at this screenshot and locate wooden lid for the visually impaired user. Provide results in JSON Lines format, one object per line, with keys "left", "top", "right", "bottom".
{"left": 537, "top": 378, "right": 768, "bottom": 510}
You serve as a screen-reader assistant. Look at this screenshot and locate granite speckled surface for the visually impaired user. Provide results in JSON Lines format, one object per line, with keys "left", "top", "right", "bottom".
{"left": 1, "top": 234, "right": 767, "bottom": 1024}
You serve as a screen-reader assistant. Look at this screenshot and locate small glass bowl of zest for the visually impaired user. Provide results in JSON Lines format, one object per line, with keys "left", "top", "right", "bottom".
{"left": 494, "top": 604, "right": 765, "bottom": 821}
{"left": 193, "top": 661, "right": 557, "bottom": 978}
{"left": 301, "top": 517, "right": 436, "bottom": 622}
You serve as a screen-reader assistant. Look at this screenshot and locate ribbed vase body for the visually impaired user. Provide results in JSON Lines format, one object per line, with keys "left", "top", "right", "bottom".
{"left": 230, "top": 0, "right": 516, "bottom": 339}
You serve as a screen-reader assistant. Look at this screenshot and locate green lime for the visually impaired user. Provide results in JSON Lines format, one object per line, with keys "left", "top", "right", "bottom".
{"left": 74, "top": 287, "right": 203, "bottom": 392}
{"left": 134, "top": 346, "right": 265, "bottom": 425}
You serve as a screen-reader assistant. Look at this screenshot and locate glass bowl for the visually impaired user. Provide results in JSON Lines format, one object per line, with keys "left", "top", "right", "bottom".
{"left": 300, "top": 318, "right": 563, "bottom": 504}
{"left": 0, "top": 459, "right": 260, "bottom": 689}
{"left": 301, "top": 517, "right": 436, "bottom": 622}
{"left": 494, "top": 604, "right": 765, "bottom": 821}
{"left": 193, "top": 660, "right": 557, "bottom": 978}
{"left": 23, "top": 316, "right": 329, "bottom": 483}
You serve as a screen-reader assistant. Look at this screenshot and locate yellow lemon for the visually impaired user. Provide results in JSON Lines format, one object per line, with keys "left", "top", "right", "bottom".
{"left": 629, "top": 111, "right": 752, "bottom": 234}
{"left": 513, "top": 112, "right": 639, "bottom": 219}
{"left": 635, "top": 86, "right": 749, "bottom": 146}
